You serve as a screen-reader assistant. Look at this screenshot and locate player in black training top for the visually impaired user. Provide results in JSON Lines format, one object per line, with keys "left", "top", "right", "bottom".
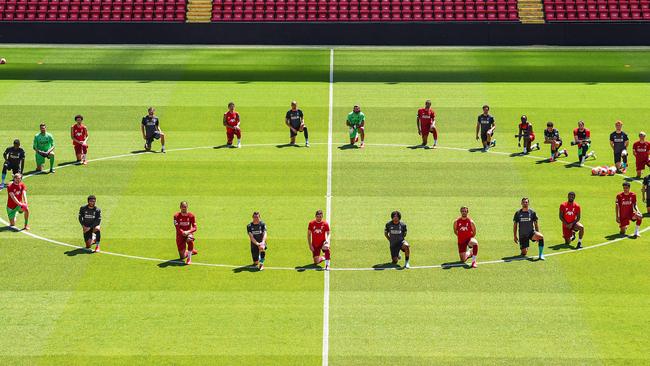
{"left": 141, "top": 107, "right": 166, "bottom": 153}
{"left": 384, "top": 210, "right": 410, "bottom": 268}
{"left": 285, "top": 101, "right": 310, "bottom": 147}
{"left": 610, "top": 120, "right": 629, "bottom": 173}
{"left": 543, "top": 121, "right": 568, "bottom": 162}
{"left": 513, "top": 197, "right": 546, "bottom": 260}
{"left": 79, "top": 195, "right": 102, "bottom": 252}
{"left": 2, "top": 139, "right": 25, "bottom": 190}
{"left": 247, "top": 211, "right": 268, "bottom": 271}
{"left": 642, "top": 174, "right": 650, "bottom": 214}
{"left": 475, "top": 105, "right": 496, "bottom": 151}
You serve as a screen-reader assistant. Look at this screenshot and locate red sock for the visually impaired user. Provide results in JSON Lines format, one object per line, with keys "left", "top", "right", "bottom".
{"left": 324, "top": 249, "right": 331, "bottom": 260}
{"left": 472, "top": 244, "right": 478, "bottom": 256}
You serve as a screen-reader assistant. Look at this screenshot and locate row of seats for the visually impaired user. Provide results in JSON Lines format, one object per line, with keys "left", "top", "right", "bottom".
{"left": 212, "top": 11, "right": 519, "bottom": 20}
{"left": 544, "top": 0, "right": 650, "bottom": 20}
{"left": 0, "top": 0, "right": 184, "bottom": 20}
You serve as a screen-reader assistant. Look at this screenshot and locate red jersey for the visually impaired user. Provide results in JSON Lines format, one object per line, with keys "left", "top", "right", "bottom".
{"left": 71, "top": 124, "right": 88, "bottom": 145}
{"left": 7, "top": 182, "right": 26, "bottom": 209}
{"left": 417, "top": 108, "right": 435, "bottom": 126}
{"left": 633, "top": 140, "right": 650, "bottom": 160}
{"left": 559, "top": 201, "right": 581, "bottom": 224}
{"left": 174, "top": 212, "right": 196, "bottom": 236}
{"left": 454, "top": 217, "right": 475, "bottom": 244}
{"left": 616, "top": 192, "right": 637, "bottom": 217}
{"left": 224, "top": 111, "right": 240, "bottom": 129}
{"left": 308, "top": 219, "right": 330, "bottom": 245}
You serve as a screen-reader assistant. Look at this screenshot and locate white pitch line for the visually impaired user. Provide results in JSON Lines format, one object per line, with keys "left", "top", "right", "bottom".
{"left": 322, "top": 48, "right": 334, "bottom": 366}
{"left": 1, "top": 141, "right": 645, "bottom": 272}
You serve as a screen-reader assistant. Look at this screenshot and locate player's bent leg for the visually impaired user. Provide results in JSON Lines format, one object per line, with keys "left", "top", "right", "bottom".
{"left": 401, "top": 242, "right": 410, "bottom": 268}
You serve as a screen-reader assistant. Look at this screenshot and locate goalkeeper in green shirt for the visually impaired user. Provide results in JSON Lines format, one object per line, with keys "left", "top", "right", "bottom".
{"left": 346, "top": 105, "right": 366, "bottom": 148}
{"left": 33, "top": 123, "right": 56, "bottom": 173}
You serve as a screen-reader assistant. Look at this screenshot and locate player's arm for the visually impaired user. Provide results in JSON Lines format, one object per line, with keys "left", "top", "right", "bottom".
{"left": 642, "top": 185, "right": 647, "bottom": 203}
{"left": 188, "top": 217, "right": 197, "bottom": 234}
{"left": 470, "top": 220, "right": 477, "bottom": 237}
{"left": 533, "top": 219, "right": 540, "bottom": 232}
{"left": 513, "top": 222, "right": 518, "bottom": 243}
{"left": 19, "top": 155, "right": 25, "bottom": 174}
{"left": 384, "top": 225, "right": 390, "bottom": 241}
{"left": 475, "top": 120, "right": 480, "bottom": 139}
{"left": 559, "top": 207, "right": 568, "bottom": 225}
{"left": 416, "top": 114, "right": 421, "bottom": 135}
{"left": 94, "top": 208, "right": 102, "bottom": 227}
{"left": 453, "top": 220, "right": 458, "bottom": 236}
{"left": 222, "top": 114, "right": 227, "bottom": 127}
{"left": 248, "top": 231, "right": 259, "bottom": 245}
{"left": 609, "top": 137, "right": 615, "bottom": 150}
{"left": 624, "top": 136, "right": 629, "bottom": 149}
{"left": 33, "top": 136, "right": 38, "bottom": 152}
{"left": 46, "top": 135, "right": 55, "bottom": 154}
{"left": 82, "top": 127, "right": 89, "bottom": 145}
{"left": 615, "top": 201, "right": 620, "bottom": 222}
{"left": 70, "top": 126, "right": 77, "bottom": 144}
{"left": 517, "top": 126, "right": 523, "bottom": 143}
{"left": 2, "top": 149, "right": 8, "bottom": 163}
{"left": 573, "top": 130, "right": 580, "bottom": 144}
{"left": 285, "top": 112, "right": 293, "bottom": 130}
{"left": 488, "top": 121, "right": 495, "bottom": 134}
{"left": 307, "top": 228, "right": 313, "bottom": 251}
{"left": 261, "top": 229, "right": 267, "bottom": 244}
{"left": 233, "top": 113, "right": 241, "bottom": 129}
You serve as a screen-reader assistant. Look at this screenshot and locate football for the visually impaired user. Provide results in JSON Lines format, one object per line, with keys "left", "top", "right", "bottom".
{"left": 0, "top": 58, "right": 6, "bottom": 64}
{"left": 591, "top": 167, "right": 600, "bottom": 176}
{"left": 599, "top": 166, "right": 609, "bottom": 176}
{"left": 608, "top": 166, "right": 617, "bottom": 176}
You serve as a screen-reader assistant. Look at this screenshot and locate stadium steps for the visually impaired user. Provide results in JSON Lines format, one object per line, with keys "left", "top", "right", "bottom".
{"left": 518, "top": 0, "right": 546, "bottom": 23}
{"left": 186, "top": 0, "right": 212, "bottom": 22}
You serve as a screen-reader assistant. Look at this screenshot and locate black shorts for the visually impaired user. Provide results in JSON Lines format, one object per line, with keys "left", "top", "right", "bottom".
{"left": 519, "top": 232, "right": 537, "bottom": 249}
{"left": 480, "top": 130, "right": 492, "bottom": 143}
{"left": 289, "top": 123, "right": 303, "bottom": 137}
{"left": 83, "top": 227, "right": 97, "bottom": 243}
{"left": 250, "top": 242, "right": 268, "bottom": 262}
{"left": 146, "top": 131, "right": 161, "bottom": 145}
{"left": 552, "top": 140, "right": 563, "bottom": 149}
{"left": 390, "top": 241, "right": 407, "bottom": 258}
{"left": 2, "top": 162, "right": 20, "bottom": 175}
{"left": 613, "top": 150, "right": 624, "bottom": 164}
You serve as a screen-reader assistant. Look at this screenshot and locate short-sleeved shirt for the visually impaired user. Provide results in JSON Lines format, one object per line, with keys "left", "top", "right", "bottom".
{"left": 560, "top": 201, "right": 581, "bottom": 224}
{"left": 4, "top": 147, "right": 25, "bottom": 166}
{"left": 247, "top": 221, "right": 267, "bottom": 243}
{"left": 544, "top": 128, "right": 561, "bottom": 141}
{"left": 610, "top": 131, "right": 629, "bottom": 152}
{"left": 174, "top": 212, "right": 196, "bottom": 236}
{"left": 454, "top": 217, "right": 475, "bottom": 244}
{"left": 6, "top": 182, "right": 26, "bottom": 209}
{"left": 79, "top": 205, "right": 102, "bottom": 227}
{"left": 141, "top": 116, "right": 160, "bottom": 137}
{"left": 33, "top": 133, "right": 54, "bottom": 151}
{"left": 417, "top": 108, "right": 435, "bottom": 126}
{"left": 347, "top": 111, "right": 365, "bottom": 126}
{"left": 616, "top": 192, "right": 637, "bottom": 218}
{"left": 224, "top": 111, "right": 240, "bottom": 128}
{"left": 573, "top": 128, "right": 591, "bottom": 147}
{"left": 477, "top": 114, "right": 495, "bottom": 132}
{"left": 72, "top": 124, "right": 88, "bottom": 145}
{"left": 633, "top": 141, "right": 650, "bottom": 160}
{"left": 286, "top": 109, "right": 304, "bottom": 129}
{"left": 384, "top": 220, "right": 407, "bottom": 245}
{"left": 513, "top": 209, "right": 538, "bottom": 237}
{"left": 643, "top": 175, "right": 650, "bottom": 198}
{"left": 308, "top": 219, "right": 330, "bottom": 245}
{"left": 518, "top": 122, "right": 533, "bottom": 136}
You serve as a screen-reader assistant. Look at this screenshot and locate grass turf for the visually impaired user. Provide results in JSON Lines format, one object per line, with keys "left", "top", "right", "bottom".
{"left": 0, "top": 46, "right": 649, "bottom": 365}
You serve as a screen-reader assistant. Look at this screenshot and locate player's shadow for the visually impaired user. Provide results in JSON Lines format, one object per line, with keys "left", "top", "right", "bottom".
{"left": 0, "top": 225, "right": 19, "bottom": 232}
{"left": 232, "top": 264, "right": 259, "bottom": 273}
{"left": 563, "top": 162, "right": 582, "bottom": 168}
{"left": 64, "top": 248, "right": 93, "bottom": 256}
{"left": 604, "top": 233, "right": 627, "bottom": 240}
{"left": 509, "top": 152, "right": 527, "bottom": 157}
{"left": 295, "top": 263, "right": 322, "bottom": 272}
{"left": 22, "top": 169, "right": 45, "bottom": 176}
{"left": 549, "top": 242, "right": 575, "bottom": 251}
{"left": 58, "top": 160, "right": 80, "bottom": 168}
{"left": 535, "top": 158, "right": 554, "bottom": 164}
{"left": 213, "top": 144, "right": 234, "bottom": 149}
{"left": 406, "top": 145, "right": 428, "bottom": 150}
{"left": 372, "top": 262, "right": 401, "bottom": 270}
{"left": 275, "top": 143, "right": 301, "bottom": 148}
{"left": 130, "top": 149, "right": 153, "bottom": 154}
{"left": 501, "top": 254, "right": 534, "bottom": 262}
{"left": 441, "top": 261, "right": 471, "bottom": 270}
{"left": 337, "top": 144, "right": 359, "bottom": 150}
{"left": 623, "top": 177, "right": 640, "bottom": 182}
{"left": 468, "top": 147, "right": 486, "bottom": 153}
{"left": 157, "top": 259, "right": 186, "bottom": 268}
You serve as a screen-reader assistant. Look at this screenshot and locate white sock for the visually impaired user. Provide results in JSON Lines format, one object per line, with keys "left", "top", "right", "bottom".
{"left": 325, "top": 259, "right": 330, "bottom": 266}
{"left": 472, "top": 255, "right": 476, "bottom": 262}
{"left": 635, "top": 225, "right": 640, "bottom": 235}
{"left": 433, "top": 139, "right": 437, "bottom": 145}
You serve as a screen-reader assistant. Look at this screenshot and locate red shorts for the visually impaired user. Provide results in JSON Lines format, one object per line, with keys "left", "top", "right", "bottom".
{"left": 74, "top": 143, "right": 88, "bottom": 155}
{"left": 226, "top": 127, "right": 241, "bottom": 142}
{"left": 311, "top": 241, "right": 327, "bottom": 257}
{"left": 421, "top": 122, "right": 433, "bottom": 136}
{"left": 176, "top": 234, "right": 194, "bottom": 252}
{"left": 620, "top": 214, "right": 643, "bottom": 228}
{"left": 562, "top": 222, "right": 578, "bottom": 239}
{"left": 635, "top": 157, "right": 649, "bottom": 171}
{"left": 457, "top": 238, "right": 471, "bottom": 253}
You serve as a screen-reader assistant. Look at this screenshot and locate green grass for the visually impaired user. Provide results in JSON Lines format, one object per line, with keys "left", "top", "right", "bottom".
{"left": 0, "top": 46, "right": 649, "bottom": 365}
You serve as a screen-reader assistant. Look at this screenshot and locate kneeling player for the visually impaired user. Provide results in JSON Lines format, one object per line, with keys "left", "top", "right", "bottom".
{"left": 476, "top": 105, "right": 496, "bottom": 151}
{"left": 223, "top": 102, "right": 242, "bottom": 148}
{"left": 513, "top": 197, "right": 546, "bottom": 260}
{"left": 544, "top": 122, "right": 568, "bottom": 162}
{"left": 6, "top": 173, "right": 29, "bottom": 230}
{"left": 572, "top": 120, "right": 595, "bottom": 166}
{"left": 616, "top": 181, "right": 643, "bottom": 237}
{"left": 71, "top": 115, "right": 89, "bottom": 165}
{"left": 643, "top": 173, "right": 650, "bottom": 214}
{"left": 33, "top": 123, "right": 55, "bottom": 173}
{"left": 247, "top": 211, "right": 268, "bottom": 271}
{"left": 141, "top": 107, "right": 166, "bottom": 153}
{"left": 453, "top": 206, "right": 478, "bottom": 268}
{"left": 384, "top": 210, "right": 411, "bottom": 269}
{"left": 346, "top": 105, "right": 365, "bottom": 148}
{"left": 632, "top": 131, "right": 650, "bottom": 178}
{"left": 559, "top": 192, "right": 584, "bottom": 248}
{"left": 516, "top": 115, "right": 539, "bottom": 154}
{"left": 308, "top": 209, "right": 331, "bottom": 270}
{"left": 417, "top": 99, "right": 437, "bottom": 149}
{"left": 78, "top": 195, "right": 101, "bottom": 252}
{"left": 174, "top": 201, "right": 197, "bottom": 264}
{"left": 286, "top": 101, "right": 310, "bottom": 147}
{"left": 2, "top": 139, "right": 25, "bottom": 189}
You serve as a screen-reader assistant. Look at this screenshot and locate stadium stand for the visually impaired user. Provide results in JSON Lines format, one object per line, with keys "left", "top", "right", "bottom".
{"left": 210, "top": 0, "right": 520, "bottom": 22}
{"left": 0, "top": 0, "right": 186, "bottom": 21}
{"left": 544, "top": 0, "right": 650, "bottom": 21}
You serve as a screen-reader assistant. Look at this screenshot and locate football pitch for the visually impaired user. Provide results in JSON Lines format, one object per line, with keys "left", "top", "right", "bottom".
{"left": 1, "top": 46, "right": 650, "bottom": 365}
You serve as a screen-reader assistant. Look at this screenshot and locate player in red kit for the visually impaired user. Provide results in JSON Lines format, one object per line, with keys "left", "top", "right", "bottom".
{"left": 453, "top": 206, "right": 478, "bottom": 268}
{"left": 417, "top": 99, "right": 437, "bottom": 149}
{"left": 559, "top": 192, "right": 584, "bottom": 248}
{"left": 70, "top": 115, "right": 89, "bottom": 165}
{"left": 223, "top": 102, "right": 241, "bottom": 148}
{"left": 6, "top": 173, "right": 29, "bottom": 230}
{"left": 307, "top": 209, "right": 331, "bottom": 270}
{"left": 632, "top": 131, "right": 650, "bottom": 178}
{"left": 173, "top": 201, "right": 198, "bottom": 264}
{"left": 616, "top": 181, "right": 643, "bottom": 237}
{"left": 515, "top": 115, "right": 539, "bottom": 155}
